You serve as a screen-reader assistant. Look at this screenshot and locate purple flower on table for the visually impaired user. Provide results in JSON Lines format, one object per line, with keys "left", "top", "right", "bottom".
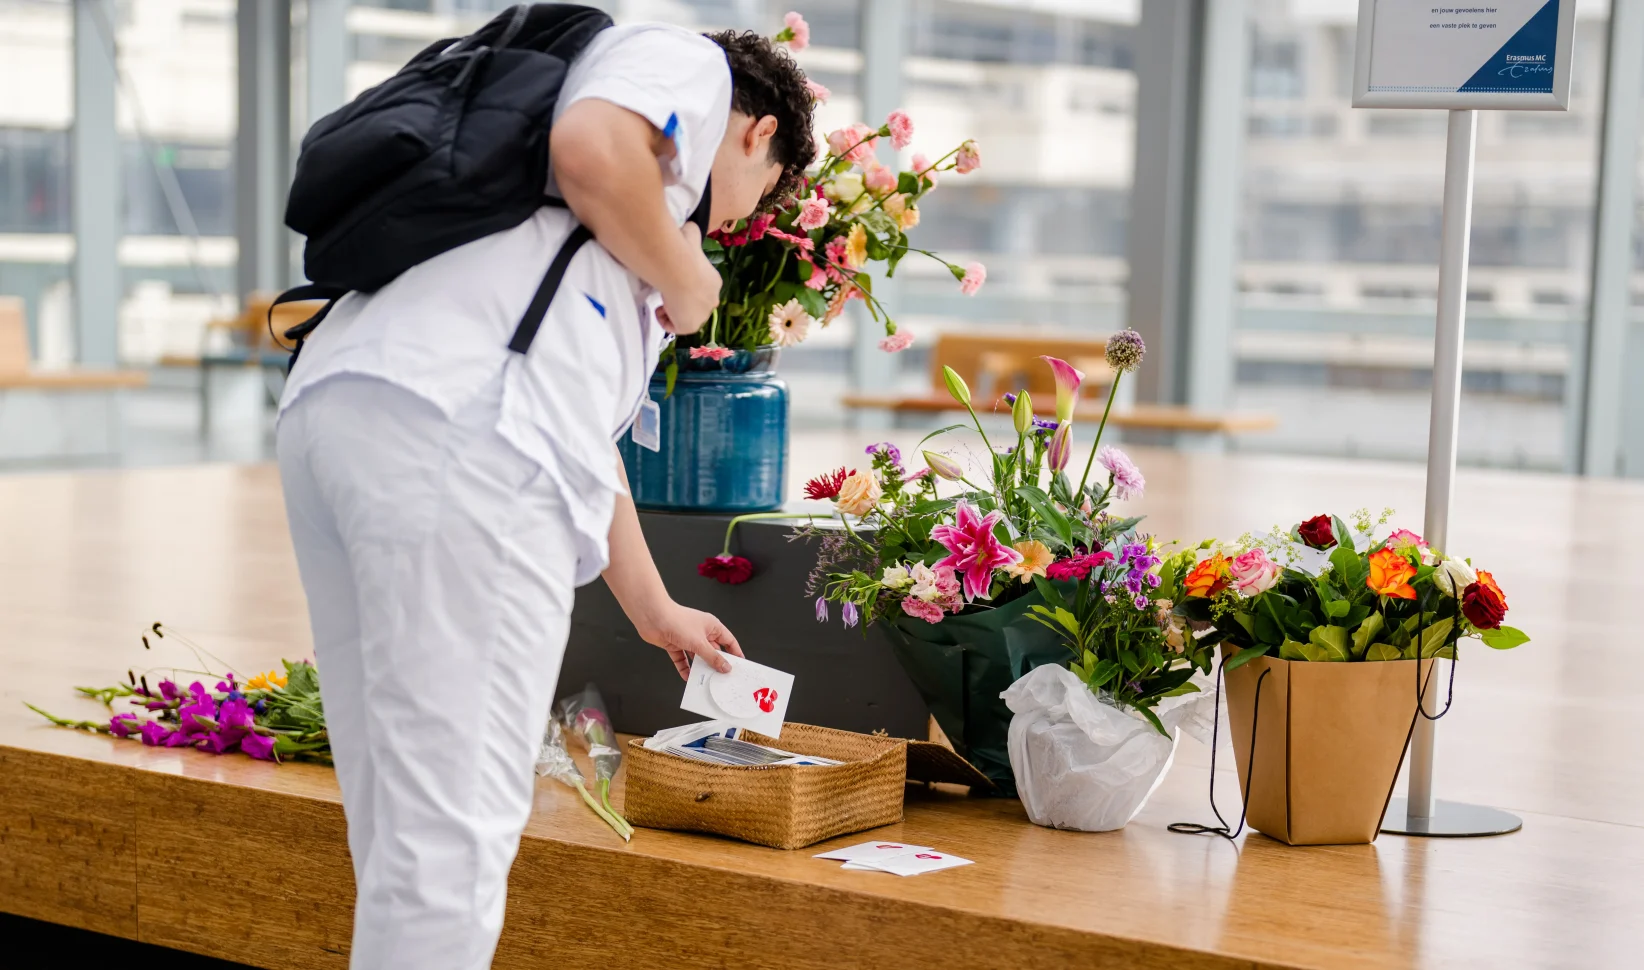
{"left": 930, "top": 501, "right": 1024, "bottom": 601}
{"left": 241, "top": 733, "right": 277, "bottom": 761}
{"left": 178, "top": 685, "right": 218, "bottom": 737}
{"left": 164, "top": 730, "right": 197, "bottom": 748}
{"left": 842, "top": 601, "right": 859, "bottom": 628}
{"left": 139, "top": 720, "right": 172, "bottom": 746}
{"left": 109, "top": 714, "right": 140, "bottom": 738}
{"left": 201, "top": 732, "right": 241, "bottom": 755}
{"left": 1097, "top": 446, "right": 1145, "bottom": 501}
{"left": 158, "top": 680, "right": 179, "bottom": 702}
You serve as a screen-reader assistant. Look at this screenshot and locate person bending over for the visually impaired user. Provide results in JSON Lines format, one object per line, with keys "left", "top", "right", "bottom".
{"left": 275, "top": 25, "right": 815, "bottom": 970}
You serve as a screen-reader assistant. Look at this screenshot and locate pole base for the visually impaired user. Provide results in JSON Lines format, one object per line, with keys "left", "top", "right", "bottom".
{"left": 1381, "top": 797, "right": 1523, "bottom": 837}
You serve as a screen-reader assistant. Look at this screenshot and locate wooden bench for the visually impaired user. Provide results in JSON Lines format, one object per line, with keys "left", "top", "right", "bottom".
{"left": 0, "top": 297, "right": 148, "bottom": 391}
{"left": 841, "top": 332, "right": 1276, "bottom": 435}
{"left": 158, "top": 293, "right": 322, "bottom": 434}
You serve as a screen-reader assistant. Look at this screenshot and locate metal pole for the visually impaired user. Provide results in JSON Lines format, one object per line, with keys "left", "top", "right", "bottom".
{"left": 1408, "top": 108, "right": 1476, "bottom": 819}
{"left": 71, "top": 0, "right": 121, "bottom": 367}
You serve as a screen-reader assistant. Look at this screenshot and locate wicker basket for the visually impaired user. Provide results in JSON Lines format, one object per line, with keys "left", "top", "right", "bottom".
{"left": 623, "top": 724, "right": 912, "bottom": 850}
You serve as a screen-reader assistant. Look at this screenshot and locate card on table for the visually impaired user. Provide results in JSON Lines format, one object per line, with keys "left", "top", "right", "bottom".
{"left": 841, "top": 850, "right": 975, "bottom": 877}
{"left": 813, "top": 841, "right": 934, "bottom": 862}
{"left": 680, "top": 653, "right": 793, "bottom": 738}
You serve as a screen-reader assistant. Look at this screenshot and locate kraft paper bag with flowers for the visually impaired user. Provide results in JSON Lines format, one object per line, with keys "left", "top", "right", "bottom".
{"left": 1175, "top": 511, "right": 1528, "bottom": 845}
{"left": 699, "top": 336, "right": 1158, "bottom": 795}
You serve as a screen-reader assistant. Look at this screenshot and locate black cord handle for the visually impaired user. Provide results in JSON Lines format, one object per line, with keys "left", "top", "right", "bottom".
{"left": 1169, "top": 660, "right": 1270, "bottom": 843}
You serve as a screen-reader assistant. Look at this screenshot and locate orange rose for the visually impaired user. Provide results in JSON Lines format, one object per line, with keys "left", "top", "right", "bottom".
{"left": 1366, "top": 547, "right": 1417, "bottom": 600}
{"left": 1183, "top": 554, "right": 1231, "bottom": 598}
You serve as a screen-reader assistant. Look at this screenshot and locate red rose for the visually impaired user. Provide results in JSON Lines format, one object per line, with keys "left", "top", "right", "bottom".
{"left": 1461, "top": 570, "right": 1507, "bottom": 630}
{"left": 1297, "top": 515, "right": 1336, "bottom": 550}
{"left": 698, "top": 555, "right": 754, "bottom": 584}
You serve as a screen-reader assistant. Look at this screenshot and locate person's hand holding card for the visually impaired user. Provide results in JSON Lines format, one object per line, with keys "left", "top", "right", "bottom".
{"left": 680, "top": 653, "right": 794, "bottom": 738}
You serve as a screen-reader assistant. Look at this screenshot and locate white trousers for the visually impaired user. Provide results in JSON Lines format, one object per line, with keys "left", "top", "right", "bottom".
{"left": 277, "top": 374, "right": 578, "bottom": 970}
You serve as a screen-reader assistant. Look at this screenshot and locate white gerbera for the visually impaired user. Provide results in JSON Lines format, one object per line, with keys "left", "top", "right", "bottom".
{"left": 767, "top": 299, "right": 814, "bottom": 347}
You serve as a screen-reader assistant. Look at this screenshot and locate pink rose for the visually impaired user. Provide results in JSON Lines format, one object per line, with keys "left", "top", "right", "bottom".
{"left": 878, "top": 330, "right": 914, "bottom": 353}
{"left": 955, "top": 139, "right": 981, "bottom": 175}
{"left": 886, "top": 110, "right": 915, "bottom": 151}
{"left": 959, "top": 262, "right": 986, "bottom": 297}
{"left": 795, "top": 196, "right": 832, "bottom": 231}
{"left": 1229, "top": 548, "right": 1282, "bottom": 597}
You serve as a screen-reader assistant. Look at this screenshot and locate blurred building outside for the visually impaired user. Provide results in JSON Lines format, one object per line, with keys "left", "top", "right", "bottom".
{"left": 0, "top": 0, "right": 1640, "bottom": 471}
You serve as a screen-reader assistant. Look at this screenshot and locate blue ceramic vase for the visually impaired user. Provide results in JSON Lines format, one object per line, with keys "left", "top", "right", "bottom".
{"left": 619, "top": 346, "right": 788, "bottom": 512}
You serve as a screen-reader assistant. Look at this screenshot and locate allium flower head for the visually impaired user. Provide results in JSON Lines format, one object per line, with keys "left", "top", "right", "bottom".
{"left": 1104, "top": 329, "right": 1146, "bottom": 373}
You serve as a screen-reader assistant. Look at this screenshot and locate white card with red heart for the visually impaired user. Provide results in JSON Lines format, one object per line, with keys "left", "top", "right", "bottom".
{"left": 813, "top": 841, "right": 933, "bottom": 862}
{"left": 841, "top": 850, "right": 974, "bottom": 877}
{"left": 681, "top": 653, "right": 793, "bottom": 739}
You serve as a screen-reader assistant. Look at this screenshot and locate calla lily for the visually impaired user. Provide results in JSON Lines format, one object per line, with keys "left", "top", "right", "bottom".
{"left": 923, "top": 450, "right": 965, "bottom": 481}
{"left": 1048, "top": 422, "right": 1072, "bottom": 471}
{"left": 942, "top": 365, "right": 972, "bottom": 406}
{"left": 1040, "top": 356, "right": 1083, "bottom": 422}
{"left": 1012, "top": 390, "right": 1033, "bottom": 434}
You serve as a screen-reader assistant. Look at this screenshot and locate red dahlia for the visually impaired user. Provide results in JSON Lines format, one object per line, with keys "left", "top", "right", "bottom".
{"left": 698, "top": 554, "right": 754, "bottom": 585}
{"left": 804, "top": 467, "right": 854, "bottom": 501}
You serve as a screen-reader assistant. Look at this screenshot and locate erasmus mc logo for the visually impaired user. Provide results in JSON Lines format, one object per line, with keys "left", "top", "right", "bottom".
{"left": 1500, "top": 52, "right": 1552, "bottom": 79}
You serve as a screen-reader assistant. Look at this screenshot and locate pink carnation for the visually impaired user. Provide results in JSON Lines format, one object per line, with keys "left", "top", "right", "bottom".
{"left": 879, "top": 330, "right": 915, "bottom": 353}
{"left": 689, "top": 346, "right": 736, "bottom": 361}
{"left": 955, "top": 139, "right": 981, "bottom": 175}
{"left": 912, "top": 153, "right": 938, "bottom": 186}
{"left": 960, "top": 262, "right": 987, "bottom": 297}
{"left": 827, "top": 124, "right": 878, "bottom": 165}
{"left": 783, "top": 11, "right": 810, "bottom": 50}
{"left": 796, "top": 196, "right": 832, "bottom": 231}
{"left": 748, "top": 212, "right": 775, "bottom": 241}
{"left": 902, "top": 596, "right": 945, "bottom": 624}
{"left": 864, "top": 163, "right": 898, "bottom": 195}
{"left": 805, "top": 79, "right": 831, "bottom": 103}
{"left": 886, "top": 110, "right": 915, "bottom": 150}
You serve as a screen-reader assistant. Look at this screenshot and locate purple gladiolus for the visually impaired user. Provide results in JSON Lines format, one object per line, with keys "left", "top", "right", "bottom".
{"left": 109, "top": 714, "right": 140, "bottom": 738}
{"left": 842, "top": 601, "right": 859, "bottom": 628}
{"left": 139, "top": 720, "right": 172, "bottom": 746}
{"left": 241, "top": 733, "right": 277, "bottom": 761}
{"left": 158, "top": 680, "right": 179, "bottom": 701}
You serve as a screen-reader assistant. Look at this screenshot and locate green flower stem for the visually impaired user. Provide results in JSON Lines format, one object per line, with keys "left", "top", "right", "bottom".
{"left": 575, "top": 779, "right": 630, "bottom": 842}
{"left": 720, "top": 512, "right": 826, "bottom": 556}
{"left": 599, "top": 777, "right": 634, "bottom": 839}
{"left": 1075, "top": 373, "right": 1123, "bottom": 497}
{"left": 26, "top": 703, "right": 109, "bottom": 732}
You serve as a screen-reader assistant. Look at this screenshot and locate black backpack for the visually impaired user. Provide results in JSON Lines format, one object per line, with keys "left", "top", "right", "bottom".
{"left": 273, "top": 3, "right": 702, "bottom": 365}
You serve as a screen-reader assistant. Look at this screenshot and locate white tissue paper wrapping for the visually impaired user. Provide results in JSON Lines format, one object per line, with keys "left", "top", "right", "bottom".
{"left": 1002, "top": 664, "right": 1218, "bottom": 832}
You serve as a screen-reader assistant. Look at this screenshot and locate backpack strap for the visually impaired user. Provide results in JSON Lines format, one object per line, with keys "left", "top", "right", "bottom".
{"left": 271, "top": 283, "right": 349, "bottom": 373}
{"left": 509, "top": 218, "right": 593, "bottom": 355}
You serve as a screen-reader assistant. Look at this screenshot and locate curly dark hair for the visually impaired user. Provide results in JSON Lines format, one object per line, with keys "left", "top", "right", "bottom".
{"left": 705, "top": 29, "right": 817, "bottom": 208}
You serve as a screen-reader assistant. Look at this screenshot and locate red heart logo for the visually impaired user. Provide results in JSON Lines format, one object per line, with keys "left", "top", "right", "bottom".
{"left": 915, "top": 854, "right": 941, "bottom": 860}
{"left": 753, "top": 687, "right": 778, "bottom": 713}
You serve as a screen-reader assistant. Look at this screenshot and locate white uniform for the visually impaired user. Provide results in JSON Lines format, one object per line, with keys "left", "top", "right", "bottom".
{"left": 275, "top": 24, "right": 730, "bottom": 970}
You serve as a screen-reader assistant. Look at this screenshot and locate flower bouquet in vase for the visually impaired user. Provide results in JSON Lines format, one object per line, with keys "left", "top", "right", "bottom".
{"left": 619, "top": 12, "right": 988, "bottom": 512}
{"left": 1188, "top": 512, "right": 1529, "bottom": 844}
{"left": 706, "top": 338, "right": 1155, "bottom": 793}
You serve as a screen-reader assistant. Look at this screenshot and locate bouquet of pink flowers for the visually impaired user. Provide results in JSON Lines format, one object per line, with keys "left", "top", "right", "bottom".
{"left": 665, "top": 12, "right": 985, "bottom": 388}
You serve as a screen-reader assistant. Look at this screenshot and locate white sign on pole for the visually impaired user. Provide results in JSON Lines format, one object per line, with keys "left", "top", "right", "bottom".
{"left": 1353, "top": 0, "right": 1576, "bottom": 110}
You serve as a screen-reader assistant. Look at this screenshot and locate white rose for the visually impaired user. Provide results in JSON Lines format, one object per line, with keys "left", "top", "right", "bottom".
{"left": 1432, "top": 558, "right": 1477, "bottom": 598}
{"left": 825, "top": 172, "right": 865, "bottom": 206}
{"left": 881, "top": 564, "right": 913, "bottom": 590}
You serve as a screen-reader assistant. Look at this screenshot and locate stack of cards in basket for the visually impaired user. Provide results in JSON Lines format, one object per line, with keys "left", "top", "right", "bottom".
{"left": 814, "top": 841, "right": 974, "bottom": 877}
{"left": 680, "top": 653, "right": 794, "bottom": 739}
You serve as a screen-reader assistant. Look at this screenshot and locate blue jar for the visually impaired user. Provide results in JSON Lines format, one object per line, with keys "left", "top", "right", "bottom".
{"left": 619, "top": 346, "right": 788, "bottom": 512}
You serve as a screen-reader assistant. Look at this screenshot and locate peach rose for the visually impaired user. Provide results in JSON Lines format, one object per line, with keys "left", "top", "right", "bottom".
{"left": 834, "top": 471, "right": 882, "bottom": 516}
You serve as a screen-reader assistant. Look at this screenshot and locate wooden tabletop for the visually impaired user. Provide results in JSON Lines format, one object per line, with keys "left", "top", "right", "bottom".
{"left": 2, "top": 441, "right": 1641, "bottom": 969}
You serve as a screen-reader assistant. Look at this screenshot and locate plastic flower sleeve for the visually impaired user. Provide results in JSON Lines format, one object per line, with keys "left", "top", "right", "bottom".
{"left": 553, "top": 684, "right": 632, "bottom": 839}
{"left": 535, "top": 717, "right": 631, "bottom": 841}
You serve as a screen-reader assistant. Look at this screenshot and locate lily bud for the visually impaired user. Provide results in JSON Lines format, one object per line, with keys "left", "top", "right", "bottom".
{"left": 1012, "top": 390, "right": 1033, "bottom": 434}
{"left": 942, "top": 365, "right": 971, "bottom": 406}
{"left": 1048, "top": 422, "right": 1072, "bottom": 472}
{"left": 923, "top": 450, "right": 965, "bottom": 481}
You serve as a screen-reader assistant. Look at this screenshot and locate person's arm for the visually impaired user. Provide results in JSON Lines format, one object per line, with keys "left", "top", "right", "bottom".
{"left": 550, "top": 99, "right": 722, "bottom": 333}
{"left": 604, "top": 451, "right": 743, "bottom": 679}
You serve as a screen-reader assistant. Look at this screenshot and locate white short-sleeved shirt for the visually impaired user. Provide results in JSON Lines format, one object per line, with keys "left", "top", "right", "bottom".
{"left": 278, "top": 24, "right": 732, "bottom": 585}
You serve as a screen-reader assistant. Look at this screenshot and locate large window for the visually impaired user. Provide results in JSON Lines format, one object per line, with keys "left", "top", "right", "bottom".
{"left": 1234, "top": 5, "right": 1614, "bottom": 471}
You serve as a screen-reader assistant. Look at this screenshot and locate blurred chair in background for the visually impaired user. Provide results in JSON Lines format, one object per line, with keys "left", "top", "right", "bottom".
{"left": 161, "top": 293, "right": 321, "bottom": 436}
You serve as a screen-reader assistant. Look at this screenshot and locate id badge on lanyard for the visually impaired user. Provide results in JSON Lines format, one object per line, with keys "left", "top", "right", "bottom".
{"left": 632, "top": 398, "right": 661, "bottom": 452}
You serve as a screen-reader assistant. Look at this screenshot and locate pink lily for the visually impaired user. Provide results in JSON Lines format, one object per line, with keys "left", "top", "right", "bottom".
{"left": 930, "top": 501, "right": 1023, "bottom": 601}
{"left": 1040, "top": 356, "right": 1084, "bottom": 422}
